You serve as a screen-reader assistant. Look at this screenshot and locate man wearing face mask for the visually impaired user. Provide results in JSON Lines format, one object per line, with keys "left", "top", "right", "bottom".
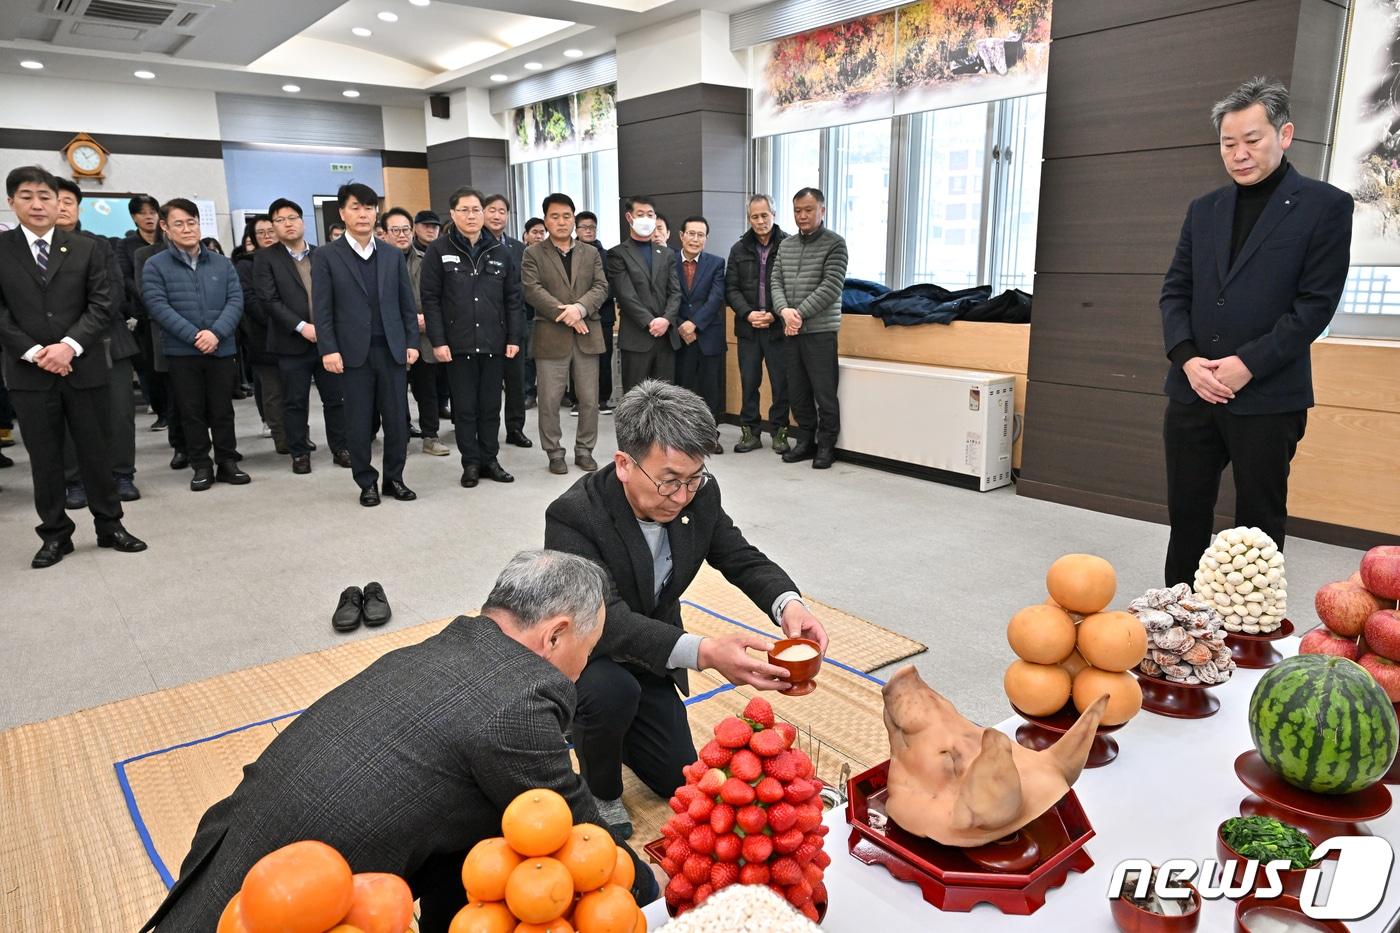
{"left": 608, "top": 196, "right": 680, "bottom": 392}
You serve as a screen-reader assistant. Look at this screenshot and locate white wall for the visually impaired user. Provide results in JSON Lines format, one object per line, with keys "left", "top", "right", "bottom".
{"left": 616, "top": 11, "right": 750, "bottom": 102}
{"left": 381, "top": 105, "right": 427, "bottom": 152}
{"left": 423, "top": 87, "right": 506, "bottom": 147}
{"left": 0, "top": 75, "right": 220, "bottom": 139}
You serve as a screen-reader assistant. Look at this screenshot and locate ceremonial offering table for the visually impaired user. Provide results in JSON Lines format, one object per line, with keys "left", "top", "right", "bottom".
{"left": 645, "top": 639, "right": 1400, "bottom": 931}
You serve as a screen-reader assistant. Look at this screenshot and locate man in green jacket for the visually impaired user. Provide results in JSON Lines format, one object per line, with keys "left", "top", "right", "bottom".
{"left": 771, "top": 187, "right": 848, "bottom": 470}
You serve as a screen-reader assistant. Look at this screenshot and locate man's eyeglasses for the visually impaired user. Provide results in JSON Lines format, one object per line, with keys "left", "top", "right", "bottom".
{"left": 165, "top": 219, "right": 199, "bottom": 231}
{"left": 272, "top": 215, "right": 301, "bottom": 225}
{"left": 630, "top": 456, "right": 710, "bottom": 497}
{"left": 386, "top": 225, "right": 412, "bottom": 235}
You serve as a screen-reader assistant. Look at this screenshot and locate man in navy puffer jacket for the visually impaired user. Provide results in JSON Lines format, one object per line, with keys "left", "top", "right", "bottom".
{"left": 143, "top": 198, "right": 250, "bottom": 491}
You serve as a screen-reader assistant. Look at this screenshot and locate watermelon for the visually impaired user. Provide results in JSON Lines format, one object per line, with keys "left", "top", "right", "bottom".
{"left": 1249, "top": 655, "right": 1399, "bottom": 795}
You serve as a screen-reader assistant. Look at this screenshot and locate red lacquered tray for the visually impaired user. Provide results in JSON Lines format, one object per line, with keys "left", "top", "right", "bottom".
{"left": 1384, "top": 704, "right": 1400, "bottom": 787}
{"left": 1226, "top": 618, "right": 1294, "bottom": 669}
{"left": 845, "top": 759, "right": 1094, "bottom": 914}
{"left": 1012, "top": 702, "right": 1125, "bottom": 768}
{"left": 1234, "top": 750, "right": 1392, "bottom": 845}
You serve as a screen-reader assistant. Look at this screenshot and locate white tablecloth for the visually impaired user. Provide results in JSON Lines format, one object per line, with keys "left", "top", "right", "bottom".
{"left": 647, "top": 640, "right": 1400, "bottom": 932}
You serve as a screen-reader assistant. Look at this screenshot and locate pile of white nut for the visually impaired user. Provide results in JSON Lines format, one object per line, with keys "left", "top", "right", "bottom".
{"left": 663, "top": 885, "right": 821, "bottom": 933}
{"left": 1192, "top": 526, "right": 1286, "bottom": 634}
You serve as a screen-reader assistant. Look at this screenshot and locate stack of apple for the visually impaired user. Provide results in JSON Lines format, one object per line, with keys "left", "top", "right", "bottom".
{"left": 1304, "top": 546, "right": 1400, "bottom": 699}
{"left": 658, "top": 696, "right": 830, "bottom": 922}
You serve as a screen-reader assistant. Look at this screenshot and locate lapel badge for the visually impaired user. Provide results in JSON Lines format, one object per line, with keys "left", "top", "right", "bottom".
{"left": 681, "top": 516, "right": 690, "bottom": 525}
{"left": 60, "top": 246, "right": 68, "bottom": 253}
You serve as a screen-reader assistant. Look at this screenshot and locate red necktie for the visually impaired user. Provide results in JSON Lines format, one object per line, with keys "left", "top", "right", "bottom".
{"left": 684, "top": 259, "right": 696, "bottom": 290}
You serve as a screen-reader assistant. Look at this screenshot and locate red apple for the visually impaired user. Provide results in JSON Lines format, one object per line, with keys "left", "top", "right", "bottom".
{"left": 1315, "top": 582, "right": 1385, "bottom": 637}
{"left": 1347, "top": 571, "right": 1364, "bottom": 586}
{"left": 1363, "top": 609, "right": 1400, "bottom": 662}
{"left": 1360, "top": 546, "right": 1400, "bottom": 600}
{"left": 1359, "top": 653, "right": 1400, "bottom": 702}
{"left": 1298, "top": 626, "right": 1362, "bottom": 661}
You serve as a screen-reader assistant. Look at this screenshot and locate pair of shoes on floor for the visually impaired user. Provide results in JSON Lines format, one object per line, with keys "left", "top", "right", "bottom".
{"left": 461, "top": 461, "right": 514, "bottom": 487}
{"left": 360, "top": 480, "right": 416, "bottom": 506}
{"left": 333, "top": 581, "right": 391, "bottom": 632}
{"left": 505, "top": 430, "right": 533, "bottom": 448}
{"left": 149, "top": 416, "right": 167, "bottom": 432}
{"left": 422, "top": 437, "right": 450, "bottom": 456}
{"left": 190, "top": 463, "right": 251, "bottom": 491}
{"left": 31, "top": 525, "right": 146, "bottom": 569}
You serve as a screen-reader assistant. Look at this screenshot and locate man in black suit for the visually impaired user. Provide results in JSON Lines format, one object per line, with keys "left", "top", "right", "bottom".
{"left": 254, "top": 198, "right": 350, "bottom": 475}
{"left": 484, "top": 193, "right": 535, "bottom": 449}
{"left": 140, "top": 549, "right": 658, "bottom": 933}
{"left": 313, "top": 183, "right": 420, "bottom": 506}
{"left": 0, "top": 166, "right": 146, "bottom": 568}
{"left": 608, "top": 196, "right": 681, "bottom": 391}
{"left": 544, "top": 380, "right": 829, "bottom": 836}
{"left": 1160, "top": 78, "right": 1353, "bottom": 587}
{"left": 115, "top": 194, "right": 167, "bottom": 432}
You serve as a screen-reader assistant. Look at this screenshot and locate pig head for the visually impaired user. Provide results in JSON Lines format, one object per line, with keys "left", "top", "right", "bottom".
{"left": 880, "top": 665, "right": 1106, "bottom": 848}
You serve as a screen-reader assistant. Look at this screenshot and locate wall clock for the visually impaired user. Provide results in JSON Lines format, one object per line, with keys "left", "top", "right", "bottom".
{"left": 63, "top": 133, "right": 109, "bottom": 183}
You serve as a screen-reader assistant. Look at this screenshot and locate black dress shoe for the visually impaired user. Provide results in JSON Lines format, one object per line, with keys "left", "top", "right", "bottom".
{"left": 0, "top": 451, "right": 12, "bottom": 468}
{"left": 115, "top": 475, "right": 141, "bottom": 502}
{"left": 170, "top": 450, "right": 189, "bottom": 470}
{"left": 292, "top": 455, "right": 311, "bottom": 474}
{"left": 812, "top": 445, "right": 835, "bottom": 470}
{"left": 275, "top": 443, "right": 290, "bottom": 455}
{"left": 362, "top": 581, "right": 392, "bottom": 627}
{"left": 64, "top": 482, "right": 87, "bottom": 511}
{"left": 782, "top": 441, "right": 816, "bottom": 463}
{"left": 332, "top": 586, "right": 364, "bottom": 632}
{"left": 215, "top": 463, "right": 251, "bottom": 485}
{"left": 385, "top": 479, "right": 416, "bottom": 501}
{"left": 506, "top": 429, "right": 534, "bottom": 448}
{"left": 97, "top": 528, "right": 147, "bottom": 552}
{"left": 309, "top": 440, "right": 318, "bottom": 451}
{"left": 333, "top": 449, "right": 352, "bottom": 468}
{"left": 460, "top": 463, "right": 480, "bottom": 488}
{"left": 150, "top": 416, "right": 168, "bottom": 431}
{"left": 190, "top": 466, "right": 214, "bottom": 491}
{"left": 483, "top": 460, "right": 514, "bottom": 483}
{"left": 32, "top": 539, "right": 74, "bottom": 569}
{"left": 359, "top": 483, "right": 381, "bottom": 507}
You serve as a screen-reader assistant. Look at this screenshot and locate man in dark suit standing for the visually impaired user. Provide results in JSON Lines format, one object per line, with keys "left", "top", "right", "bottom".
{"left": 254, "top": 198, "right": 351, "bottom": 474}
{"left": 140, "top": 549, "right": 658, "bottom": 933}
{"left": 674, "top": 216, "right": 727, "bottom": 454}
{"left": 608, "top": 196, "right": 680, "bottom": 391}
{"left": 1160, "top": 78, "right": 1352, "bottom": 587}
{"left": 0, "top": 166, "right": 145, "bottom": 568}
{"left": 313, "top": 183, "right": 419, "bottom": 505}
{"left": 727, "top": 195, "right": 790, "bottom": 455}
{"left": 484, "top": 193, "right": 535, "bottom": 449}
{"left": 544, "top": 380, "right": 829, "bottom": 837}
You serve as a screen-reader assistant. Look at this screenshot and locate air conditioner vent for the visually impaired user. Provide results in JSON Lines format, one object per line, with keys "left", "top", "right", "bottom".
{"left": 83, "top": 0, "right": 177, "bottom": 26}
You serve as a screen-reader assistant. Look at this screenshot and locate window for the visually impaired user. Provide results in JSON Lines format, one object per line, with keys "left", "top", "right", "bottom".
{"left": 987, "top": 94, "right": 1045, "bottom": 290}
{"left": 827, "top": 119, "right": 892, "bottom": 283}
{"left": 767, "top": 129, "right": 821, "bottom": 222}
{"left": 1333, "top": 267, "right": 1400, "bottom": 337}
{"left": 903, "top": 102, "right": 989, "bottom": 289}
{"left": 510, "top": 150, "right": 617, "bottom": 244}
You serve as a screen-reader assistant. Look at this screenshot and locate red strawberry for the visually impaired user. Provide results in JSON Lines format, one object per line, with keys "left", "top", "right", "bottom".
{"left": 803, "top": 862, "right": 824, "bottom": 886}
{"left": 668, "top": 795, "right": 686, "bottom": 814}
{"left": 671, "top": 813, "right": 697, "bottom": 836}
{"left": 763, "top": 751, "right": 799, "bottom": 783}
{"left": 784, "top": 777, "right": 817, "bottom": 803}
{"left": 710, "top": 861, "right": 740, "bottom": 890}
{"left": 755, "top": 776, "right": 785, "bottom": 804}
{"left": 799, "top": 900, "right": 820, "bottom": 922}
{"left": 665, "top": 838, "right": 691, "bottom": 864}
{"left": 741, "top": 832, "right": 773, "bottom": 863}
{"left": 771, "top": 856, "right": 802, "bottom": 886}
{"left": 773, "top": 828, "right": 805, "bottom": 854}
{"left": 786, "top": 879, "right": 813, "bottom": 907}
{"left": 774, "top": 722, "right": 797, "bottom": 748}
{"left": 699, "top": 740, "right": 732, "bottom": 768}
{"left": 713, "top": 716, "right": 753, "bottom": 749}
{"left": 749, "top": 729, "right": 787, "bottom": 758}
{"left": 814, "top": 849, "right": 832, "bottom": 869}
{"left": 792, "top": 749, "right": 815, "bottom": 779}
{"left": 814, "top": 824, "right": 830, "bottom": 837}
{"left": 794, "top": 801, "right": 822, "bottom": 833}
{"left": 666, "top": 875, "right": 694, "bottom": 902}
{"left": 674, "top": 901, "right": 693, "bottom": 917}
{"left": 729, "top": 749, "right": 762, "bottom": 783}
{"left": 739, "top": 862, "right": 771, "bottom": 885}
{"left": 803, "top": 832, "right": 822, "bottom": 848}
{"left": 767, "top": 802, "right": 798, "bottom": 833}
{"left": 742, "top": 696, "right": 775, "bottom": 728}
{"left": 697, "top": 767, "right": 726, "bottom": 796}
{"left": 713, "top": 832, "right": 742, "bottom": 862}
{"left": 687, "top": 825, "right": 716, "bottom": 855}
{"left": 794, "top": 839, "right": 820, "bottom": 866}
{"left": 813, "top": 881, "right": 828, "bottom": 904}
{"left": 736, "top": 804, "right": 767, "bottom": 835}
{"left": 710, "top": 803, "right": 736, "bottom": 834}
{"left": 693, "top": 883, "right": 714, "bottom": 905}
{"left": 675, "top": 785, "right": 700, "bottom": 806}
{"left": 683, "top": 854, "right": 711, "bottom": 884}
{"left": 683, "top": 760, "right": 706, "bottom": 784}
{"left": 660, "top": 856, "right": 679, "bottom": 876}
{"left": 660, "top": 819, "right": 679, "bottom": 839}
{"left": 687, "top": 795, "right": 714, "bottom": 821}
{"left": 719, "top": 776, "right": 756, "bottom": 806}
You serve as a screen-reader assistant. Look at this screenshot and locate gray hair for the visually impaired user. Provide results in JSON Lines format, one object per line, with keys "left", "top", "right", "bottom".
{"left": 482, "top": 549, "right": 608, "bottom": 634}
{"left": 748, "top": 194, "right": 774, "bottom": 213}
{"left": 1211, "top": 77, "right": 1291, "bottom": 134}
{"left": 614, "top": 380, "right": 716, "bottom": 461}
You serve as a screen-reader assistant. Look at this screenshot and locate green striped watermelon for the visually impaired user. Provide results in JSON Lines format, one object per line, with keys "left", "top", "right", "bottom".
{"left": 1248, "top": 654, "right": 1398, "bottom": 795}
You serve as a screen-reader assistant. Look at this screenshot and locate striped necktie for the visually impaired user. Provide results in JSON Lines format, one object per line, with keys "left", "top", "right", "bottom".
{"left": 35, "top": 237, "right": 49, "bottom": 278}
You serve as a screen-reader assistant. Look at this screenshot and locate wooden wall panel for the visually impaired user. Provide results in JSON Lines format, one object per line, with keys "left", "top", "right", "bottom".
{"left": 1311, "top": 339, "right": 1400, "bottom": 414}
{"left": 1291, "top": 405, "right": 1400, "bottom": 534}
{"left": 382, "top": 167, "right": 429, "bottom": 215}
{"left": 1050, "top": 0, "right": 1251, "bottom": 39}
{"left": 1026, "top": 273, "right": 1167, "bottom": 393}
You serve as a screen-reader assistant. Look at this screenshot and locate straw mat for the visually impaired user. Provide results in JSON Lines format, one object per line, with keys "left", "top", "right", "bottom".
{"left": 0, "top": 567, "right": 921, "bottom": 931}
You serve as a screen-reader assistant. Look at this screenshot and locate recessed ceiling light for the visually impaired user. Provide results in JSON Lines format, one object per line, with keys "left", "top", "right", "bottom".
{"left": 523, "top": 61, "right": 543, "bottom": 71}
{"left": 490, "top": 73, "right": 509, "bottom": 82}
{"left": 282, "top": 84, "right": 301, "bottom": 93}
{"left": 563, "top": 49, "right": 583, "bottom": 59}
{"left": 342, "top": 89, "right": 360, "bottom": 98}
{"left": 377, "top": 11, "right": 398, "bottom": 22}
{"left": 134, "top": 70, "right": 156, "bottom": 79}
{"left": 20, "top": 60, "right": 43, "bottom": 70}
{"left": 409, "top": 0, "right": 429, "bottom": 6}
{"left": 352, "top": 26, "right": 372, "bottom": 37}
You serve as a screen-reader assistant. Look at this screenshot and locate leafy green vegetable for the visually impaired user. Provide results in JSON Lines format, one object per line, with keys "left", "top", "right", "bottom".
{"left": 1221, "top": 816, "right": 1316, "bottom": 870}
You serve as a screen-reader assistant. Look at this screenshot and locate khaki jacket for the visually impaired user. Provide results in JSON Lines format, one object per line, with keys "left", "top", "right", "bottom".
{"left": 521, "top": 239, "right": 608, "bottom": 360}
